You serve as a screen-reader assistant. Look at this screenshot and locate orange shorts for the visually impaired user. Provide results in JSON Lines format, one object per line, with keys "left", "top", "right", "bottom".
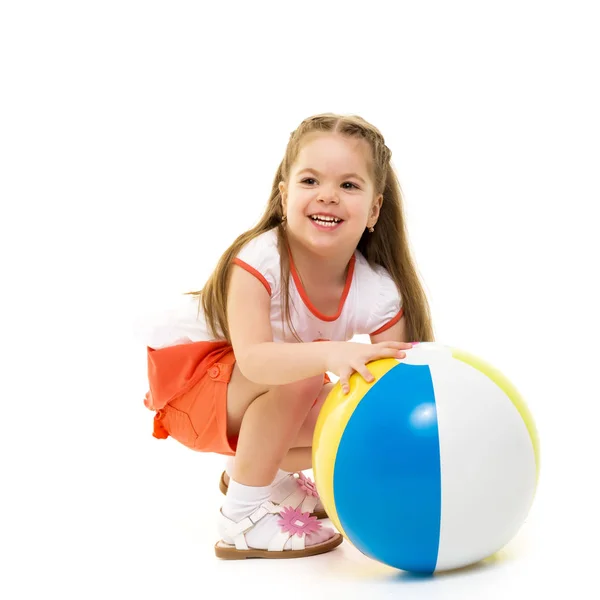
{"left": 144, "top": 341, "right": 331, "bottom": 457}
{"left": 144, "top": 341, "right": 238, "bottom": 456}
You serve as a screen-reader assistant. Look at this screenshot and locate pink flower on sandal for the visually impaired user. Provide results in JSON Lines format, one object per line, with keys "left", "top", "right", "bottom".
{"left": 278, "top": 507, "right": 322, "bottom": 537}
{"left": 296, "top": 472, "right": 319, "bottom": 498}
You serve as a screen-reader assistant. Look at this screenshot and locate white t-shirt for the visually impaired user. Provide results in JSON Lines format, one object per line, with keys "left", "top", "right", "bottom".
{"left": 138, "top": 229, "right": 403, "bottom": 349}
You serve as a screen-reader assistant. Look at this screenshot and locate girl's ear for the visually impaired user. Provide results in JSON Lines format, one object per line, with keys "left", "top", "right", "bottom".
{"left": 368, "top": 193, "right": 383, "bottom": 227}
{"left": 279, "top": 181, "right": 287, "bottom": 212}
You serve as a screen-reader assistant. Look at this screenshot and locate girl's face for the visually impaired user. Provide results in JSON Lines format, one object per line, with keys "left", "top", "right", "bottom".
{"left": 279, "top": 132, "right": 382, "bottom": 256}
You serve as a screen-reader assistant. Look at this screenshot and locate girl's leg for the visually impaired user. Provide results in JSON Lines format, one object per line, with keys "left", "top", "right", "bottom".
{"left": 218, "top": 365, "right": 339, "bottom": 554}
{"left": 223, "top": 380, "right": 333, "bottom": 481}
{"left": 225, "top": 365, "right": 325, "bottom": 486}
{"left": 288, "top": 381, "right": 333, "bottom": 448}
{"left": 279, "top": 447, "right": 312, "bottom": 473}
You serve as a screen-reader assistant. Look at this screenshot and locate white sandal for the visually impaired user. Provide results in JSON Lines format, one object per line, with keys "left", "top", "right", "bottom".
{"left": 214, "top": 501, "right": 342, "bottom": 560}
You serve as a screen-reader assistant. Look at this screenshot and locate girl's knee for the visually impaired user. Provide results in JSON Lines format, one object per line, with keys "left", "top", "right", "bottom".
{"left": 284, "top": 374, "right": 325, "bottom": 403}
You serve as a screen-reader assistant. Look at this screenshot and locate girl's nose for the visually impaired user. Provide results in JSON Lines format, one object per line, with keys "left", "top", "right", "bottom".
{"left": 317, "top": 187, "right": 339, "bottom": 204}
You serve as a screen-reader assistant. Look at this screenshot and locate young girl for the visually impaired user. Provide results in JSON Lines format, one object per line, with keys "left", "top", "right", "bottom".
{"left": 138, "top": 113, "right": 434, "bottom": 560}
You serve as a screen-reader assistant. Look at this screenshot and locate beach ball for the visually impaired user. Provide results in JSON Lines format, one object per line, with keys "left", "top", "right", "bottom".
{"left": 312, "top": 342, "right": 540, "bottom": 573}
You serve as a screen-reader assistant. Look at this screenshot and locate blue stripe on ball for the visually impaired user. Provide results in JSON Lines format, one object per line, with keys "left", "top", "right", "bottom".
{"left": 333, "top": 363, "right": 442, "bottom": 573}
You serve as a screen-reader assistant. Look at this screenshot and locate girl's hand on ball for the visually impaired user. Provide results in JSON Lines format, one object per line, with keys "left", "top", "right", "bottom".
{"left": 326, "top": 341, "right": 413, "bottom": 394}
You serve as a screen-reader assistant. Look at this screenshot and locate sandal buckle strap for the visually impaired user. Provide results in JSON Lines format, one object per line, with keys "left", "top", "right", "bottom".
{"left": 221, "top": 501, "right": 282, "bottom": 550}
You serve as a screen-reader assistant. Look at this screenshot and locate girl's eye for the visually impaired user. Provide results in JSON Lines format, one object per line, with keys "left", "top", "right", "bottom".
{"left": 300, "top": 178, "right": 359, "bottom": 189}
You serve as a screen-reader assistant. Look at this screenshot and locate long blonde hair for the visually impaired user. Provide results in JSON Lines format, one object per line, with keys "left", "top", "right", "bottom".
{"left": 191, "top": 113, "right": 434, "bottom": 343}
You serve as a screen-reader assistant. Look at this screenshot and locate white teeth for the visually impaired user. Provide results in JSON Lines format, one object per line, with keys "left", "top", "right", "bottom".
{"left": 310, "top": 215, "right": 342, "bottom": 225}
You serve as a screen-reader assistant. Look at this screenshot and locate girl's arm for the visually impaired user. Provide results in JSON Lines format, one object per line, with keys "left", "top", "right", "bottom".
{"left": 227, "top": 264, "right": 330, "bottom": 385}
{"left": 369, "top": 314, "right": 409, "bottom": 344}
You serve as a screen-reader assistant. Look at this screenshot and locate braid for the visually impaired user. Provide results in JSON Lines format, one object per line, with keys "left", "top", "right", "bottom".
{"left": 283, "top": 114, "right": 393, "bottom": 193}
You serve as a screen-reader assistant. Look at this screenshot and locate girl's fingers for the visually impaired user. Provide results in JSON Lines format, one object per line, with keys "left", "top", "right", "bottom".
{"left": 355, "top": 364, "right": 375, "bottom": 385}
{"left": 340, "top": 365, "right": 376, "bottom": 394}
{"left": 377, "top": 341, "right": 416, "bottom": 350}
{"left": 339, "top": 371, "right": 352, "bottom": 394}
{"left": 339, "top": 342, "right": 419, "bottom": 394}
{"left": 396, "top": 342, "right": 416, "bottom": 349}
{"left": 376, "top": 347, "right": 407, "bottom": 360}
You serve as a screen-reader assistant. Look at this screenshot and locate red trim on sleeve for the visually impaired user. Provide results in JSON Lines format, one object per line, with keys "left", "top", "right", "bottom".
{"left": 232, "top": 258, "right": 271, "bottom": 296}
{"left": 369, "top": 307, "right": 404, "bottom": 336}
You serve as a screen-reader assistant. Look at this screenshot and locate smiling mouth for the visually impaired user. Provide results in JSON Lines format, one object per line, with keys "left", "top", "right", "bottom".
{"left": 309, "top": 215, "right": 343, "bottom": 227}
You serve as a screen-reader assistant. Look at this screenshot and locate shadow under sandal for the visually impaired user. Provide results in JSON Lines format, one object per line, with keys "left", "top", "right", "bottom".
{"left": 219, "top": 471, "right": 329, "bottom": 520}
{"left": 215, "top": 501, "right": 343, "bottom": 559}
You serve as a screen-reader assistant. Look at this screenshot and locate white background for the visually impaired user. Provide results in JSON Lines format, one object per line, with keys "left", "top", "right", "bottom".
{"left": 1, "top": 1, "right": 599, "bottom": 598}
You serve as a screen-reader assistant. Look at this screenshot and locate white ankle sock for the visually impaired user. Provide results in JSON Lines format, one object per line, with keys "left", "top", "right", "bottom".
{"left": 222, "top": 479, "right": 272, "bottom": 522}
{"left": 220, "top": 479, "right": 334, "bottom": 550}
{"left": 224, "top": 457, "right": 291, "bottom": 487}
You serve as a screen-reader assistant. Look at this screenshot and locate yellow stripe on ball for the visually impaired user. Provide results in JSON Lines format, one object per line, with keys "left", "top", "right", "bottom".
{"left": 312, "top": 358, "right": 399, "bottom": 536}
